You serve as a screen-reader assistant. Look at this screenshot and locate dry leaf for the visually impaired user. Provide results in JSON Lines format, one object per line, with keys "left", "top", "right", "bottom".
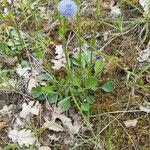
{"left": 140, "top": 106, "right": 150, "bottom": 113}
{"left": 51, "top": 58, "right": 66, "bottom": 70}
{"left": 16, "top": 65, "right": 31, "bottom": 78}
{"left": 0, "top": 105, "right": 13, "bottom": 115}
{"left": 101, "top": 0, "right": 115, "bottom": 9}
{"left": 42, "top": 121, "right": 64, "bottom": 132}
{"left": 56, "top": 114, "right": 80, "bottom": 135}
{"left": 103, "top": 31, "right": 111, "bottom": 41}
{"left": 0, "top": 122, "right": 8, "bottom": 129}
{"left": 52, "top": 108, "right": 81, "bottom": 135}
{"left": 38, "top": 146, "right": 51, "bottom": 150}
{"left": 124, "top": 119, "right": 138, "bottom": 128}
{"left": 137, "top": 42, "right": 150, "bottom": 62}
{"left": 20, "top": 101, "right": 41, "bottom": 119}
{"left": 55, "top": 45, "right": 65, "bottom": 59}
{"left": 110, "top": 5, "right": 121, "bottom": 18}
{"left": 27, "top": 77, "right": 37, "bottom": 93}
{"left": 8, "top": 129, "right": 35, "bottom": 147}
{"left": 48, "top": 134, "right": 60, "bottom": 141}
{"left": 15, "top": 117, "right": 24, "bottom": 126}
{"left": 51, "top": 45, "right": 66, "bottom": 70}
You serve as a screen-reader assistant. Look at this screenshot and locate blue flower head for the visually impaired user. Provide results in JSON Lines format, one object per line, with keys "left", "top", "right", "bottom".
{"left": 58, "top": 0, "right": 77, "bottom": 19}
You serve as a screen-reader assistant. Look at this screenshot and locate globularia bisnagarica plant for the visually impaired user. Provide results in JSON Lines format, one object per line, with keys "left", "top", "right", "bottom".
{"left": 31, "top": 0, "right": 115, "bottom": 117}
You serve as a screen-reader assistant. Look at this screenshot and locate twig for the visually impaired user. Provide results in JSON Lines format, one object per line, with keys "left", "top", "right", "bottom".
{"left": 90, "top": 109, "right": 145, "bottom": 117}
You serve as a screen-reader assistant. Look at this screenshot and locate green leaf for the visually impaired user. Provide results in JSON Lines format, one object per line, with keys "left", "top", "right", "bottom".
{"left": 86, "top": 95, "right": 95, "bottom": 104}
{"left": 42, "top": 86, "right": 53, "bottom": 94}
{"left": 85, "top": 76, "right": 98, "bottom": 91}
{"left": 58, "top": 19, "right": 68, "bottom": 37}
{"left": 90, "top": 38, "right": 96, "bottom": 46}
{"left": 0, "top": 42, "right": 8, "bottom": 51}
{"left": 94, "top": 59, "right": 104, "bottom": 75}
{"left": 37, "top": 73, "right": 51, "bottom": 81}
{"left": 82, "top": 51, "right": 92, "bottom": 64}
{"left": 7, "top": 41, "right": 14, "bottom": 46}
{"left": 11, "top": 30, "right": 19, "bottom": 38}
{"left": 36, "top": 94, "right": 45, "bottom": 101}
{"left": 47, "top": 92, "right": 58, "bottom": 104}
{"left": 58, "top": 97, "right": 71, "bottom": 112}
{"left": 81, "top": 103, "right": 90, "bottom": 112}
{"left": 21, "top": 60, "right": 30, "bottom": 67}
{"left": 31, "top": 87, "right": 46, "bottom": 101}
{"left": 71, "top": 55, "right": 86, "bottom": 67}
{"left": 34, "top": 48, "right": 44, "bottom": 59}
{"left": 73, "top": 77, "right": 81, "bottom": 86}
{"left": 101, "top": 80, "right": 115, "bottom": 92}
{"left": 31, "top": 87, "right": 43, "bottom": 98}
{"left": 71, "top": 57, "right": 80, "bottom": 67}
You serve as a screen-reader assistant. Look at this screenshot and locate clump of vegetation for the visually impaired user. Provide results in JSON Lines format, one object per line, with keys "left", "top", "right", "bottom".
{"left": 0, "top": 0, "right": 150, "bottom": 149}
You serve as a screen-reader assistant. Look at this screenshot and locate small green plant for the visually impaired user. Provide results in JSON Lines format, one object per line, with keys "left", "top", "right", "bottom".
{"left": 1, "top": 0, "right": 150, "bottom": 149}
{"left": 30, "top": 0, "right": 115, "bottom": 116}
{"left": 105, "top": 120, "right": 112, "bottom": 150}
{"left": 31, "top": 45, "right": 116, "bottom": 114}
{"left": 103, "top": 16, "right": 124, "bottom": 33}
{"left": 0, "top": 27, "right": 26, "bottom": 56}
{"left": 0, "top": 68, "right": 16, "bottom": 90}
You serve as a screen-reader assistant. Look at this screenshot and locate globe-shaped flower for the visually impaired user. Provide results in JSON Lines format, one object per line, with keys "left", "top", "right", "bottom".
{"left": 57, "top": 0, "right": 77, "bottom": 19}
